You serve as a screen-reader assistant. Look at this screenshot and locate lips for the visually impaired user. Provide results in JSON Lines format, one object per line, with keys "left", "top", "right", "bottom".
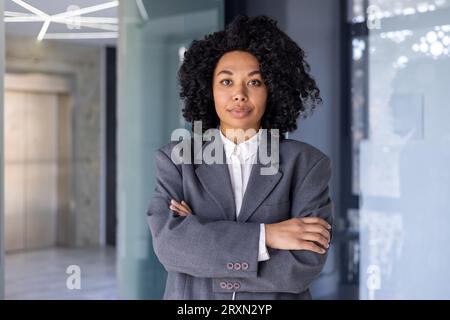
{"left": 228, "top": 106, "right": 251, "bottom": 118}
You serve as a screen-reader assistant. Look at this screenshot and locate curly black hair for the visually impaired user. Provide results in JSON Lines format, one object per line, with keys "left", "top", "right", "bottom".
{"left": 178, "top": 14, "right": 322, "bottom": 139}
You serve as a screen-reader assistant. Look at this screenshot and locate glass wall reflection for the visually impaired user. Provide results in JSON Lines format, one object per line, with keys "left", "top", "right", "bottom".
{"left": 353, "top": 0, "right": 450, "bottom": 299}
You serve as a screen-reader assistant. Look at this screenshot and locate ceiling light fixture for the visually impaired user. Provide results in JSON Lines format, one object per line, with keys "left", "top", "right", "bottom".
{"left": 6, "top": 0, "right": 119, "bottom": 41}
{"left": 136, "top": 0, "right": 149, "bottom": 21}
{"left": 11, "top": 0, "right": 48, "bottom": 19}
{"left": 51, "top": 1, "right": 119, "bottom": 19}
{"left": 44, "top": 32, "right": 118, "bottom": 40}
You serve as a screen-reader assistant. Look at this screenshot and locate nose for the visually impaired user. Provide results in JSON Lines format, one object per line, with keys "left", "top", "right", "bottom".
{"left": 232, "top": 82, "right": 248, "bottom": 102}
{"left": 233, "top": 93, "right": 248, "bottom": 102}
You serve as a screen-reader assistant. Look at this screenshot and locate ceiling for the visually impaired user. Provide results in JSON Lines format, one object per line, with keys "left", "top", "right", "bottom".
{"left": 4, "top": 0, "right": 118, "bottom": 46}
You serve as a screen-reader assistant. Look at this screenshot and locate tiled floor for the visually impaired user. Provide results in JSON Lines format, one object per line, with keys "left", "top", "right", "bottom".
{"left": 5, "top": 246, "right": 118, "bottom": 300}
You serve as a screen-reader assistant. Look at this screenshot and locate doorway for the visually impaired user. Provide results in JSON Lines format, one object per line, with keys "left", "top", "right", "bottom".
{"left": 4, "top": 73, "right": 73, "bottom": 252}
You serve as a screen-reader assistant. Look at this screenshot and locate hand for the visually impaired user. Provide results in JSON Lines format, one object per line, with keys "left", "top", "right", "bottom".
{"left": 169, "top": 199, "right": 192, "bottom": 217}
{"left": 265, "top": 217, "right": 332, "bottom": 254}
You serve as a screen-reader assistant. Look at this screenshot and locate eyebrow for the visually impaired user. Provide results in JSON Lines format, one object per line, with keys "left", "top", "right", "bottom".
{"left": 216, "top": 70, "right": 261, "bottom": 76}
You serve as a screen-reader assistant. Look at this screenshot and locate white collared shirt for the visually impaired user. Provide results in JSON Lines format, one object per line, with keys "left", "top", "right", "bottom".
{"left": 219, "top": 127, "right": 270, "bottom": 263}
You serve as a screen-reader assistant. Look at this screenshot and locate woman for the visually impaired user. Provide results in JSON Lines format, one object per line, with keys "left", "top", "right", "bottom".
{"left": 147, "top": 15, "right": 333, "bottom": 300}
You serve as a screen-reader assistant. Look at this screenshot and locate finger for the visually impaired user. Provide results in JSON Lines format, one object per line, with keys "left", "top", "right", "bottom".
{"left": 170, "top": 200, "right": 190, "bottom": 215}
{"left": 302, "top": 216, "right": 331, "bottom": 230}
{"left": 170, "top": 205, "right": 189, "bottom": 216}
{"left": 181, "top": 201, "right": 192, "bottom": 213}
{"left": 301, "top": 241, "right": 327, "bottom": 254}
{"left": 304, "top": 224, "right": 331, "bottom": 241}
{"left": 176, "top": 201, "right": 192, "bottom": 214}
{"left": 301, "top": 232, "right": 329, "bottom": 249}
{"left": 178, "top": 203, "right": 191, "bottom": 215}
{"left": 169, "top": 200, "right": 187, "bottom": 214}
{"left": 170, "top": 199, "right": 193, "bottom": 215}
{"left": 170, "top": 204, "right": 189, "bottom": 215}
{"left": 171, "top": 200, "right": 186, "bottom": 211}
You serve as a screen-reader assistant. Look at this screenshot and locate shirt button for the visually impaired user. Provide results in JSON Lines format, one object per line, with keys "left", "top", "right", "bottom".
{"left": 226, "top": 262, "right": 234, "bottom": 270}
{"left": 233, "top": 282, "right": 241, "bottom": 290}
{"left": 241, "top": 262, "right": 249, "bottom": 270}
{"left": 226, "top": 282, "right": 234, "bottom": 290}
{"left": 220, "top": 281, "right": 227, "bottom": 289}
{"left": 234, "top": 262, "right": 241, "bottom": 270}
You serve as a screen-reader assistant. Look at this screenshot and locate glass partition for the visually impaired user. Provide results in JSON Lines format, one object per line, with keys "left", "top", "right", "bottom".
{"left": 349, "top": 0, "right": 450, "bottom": 299}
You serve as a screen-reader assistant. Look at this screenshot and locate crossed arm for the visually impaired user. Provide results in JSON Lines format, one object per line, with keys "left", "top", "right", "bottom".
{"left": 147, "top": 149, "right": 333, "bottom": 293}
{"left": 170, "top": 199, "right": 331, "bottom": 254}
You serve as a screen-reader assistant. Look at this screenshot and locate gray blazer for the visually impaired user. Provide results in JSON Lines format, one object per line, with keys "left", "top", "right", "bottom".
{"left": 146, "top": 131, "right": 333, "bottom": 300}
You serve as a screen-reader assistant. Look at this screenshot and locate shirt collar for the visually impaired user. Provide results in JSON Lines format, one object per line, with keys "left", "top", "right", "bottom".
{"left": 219, "top": 126, "right": 261, "bottom": 160}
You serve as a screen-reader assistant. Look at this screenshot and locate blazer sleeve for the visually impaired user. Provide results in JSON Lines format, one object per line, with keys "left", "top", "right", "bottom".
{"left": 212, "top": 155, "right": 334, "bottom": 294}
{"left": 146, "top": 148, "right": 262, "bottom": 278}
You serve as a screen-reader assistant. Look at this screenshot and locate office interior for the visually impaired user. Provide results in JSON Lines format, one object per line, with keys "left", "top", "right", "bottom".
{"left": 0, "top": 0, "right": 449, "bottom": 299}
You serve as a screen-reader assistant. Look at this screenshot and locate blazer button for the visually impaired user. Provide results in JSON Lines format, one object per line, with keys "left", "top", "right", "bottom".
{"left": 234, "top": 262, "right": 241, "bottom": 270}
{"left": 226, "top": 262, "right": 234, "bottom": 270}
{"left": 220, "top": 281, "right": 227, "bottom": 289}
{"left": 241, "top": 262, "right": 249, "bottom": 270}
{"left": 233, "top": 282, "right": 241, "bottom": 290}
{"left": 226, "top": 282, "right": 234, "bottom": 290}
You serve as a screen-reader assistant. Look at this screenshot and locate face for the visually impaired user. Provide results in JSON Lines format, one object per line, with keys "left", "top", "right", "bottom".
{"left": 212, "top": 51, "right": 268, "bottom": 139}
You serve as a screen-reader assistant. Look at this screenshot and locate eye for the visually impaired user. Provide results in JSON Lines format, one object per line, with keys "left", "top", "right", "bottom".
{"left": 248, "top": 79, "right": 262, "bottom": 86}
{"left": 219, "top": 79, "right": 232, "bottom": 86}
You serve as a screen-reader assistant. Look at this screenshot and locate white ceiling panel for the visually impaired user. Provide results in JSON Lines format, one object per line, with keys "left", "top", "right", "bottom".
{"left": 4, "top": 0, "right": 118, "bottom": 46}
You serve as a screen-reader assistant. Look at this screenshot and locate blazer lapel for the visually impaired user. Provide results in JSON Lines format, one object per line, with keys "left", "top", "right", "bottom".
{"left": 195, "top": 129, "right": 283, "bottom": 223}
{"left": 195, "top": 137, "right": 237, "bottom": 221}
{"left": 237, "top": 132, "right": 283, "bottom": 223}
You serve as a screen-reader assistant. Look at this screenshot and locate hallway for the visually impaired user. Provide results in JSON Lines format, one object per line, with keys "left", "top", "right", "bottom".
{"left": 5, "top": 247, "right": 117, "bottom": 300}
